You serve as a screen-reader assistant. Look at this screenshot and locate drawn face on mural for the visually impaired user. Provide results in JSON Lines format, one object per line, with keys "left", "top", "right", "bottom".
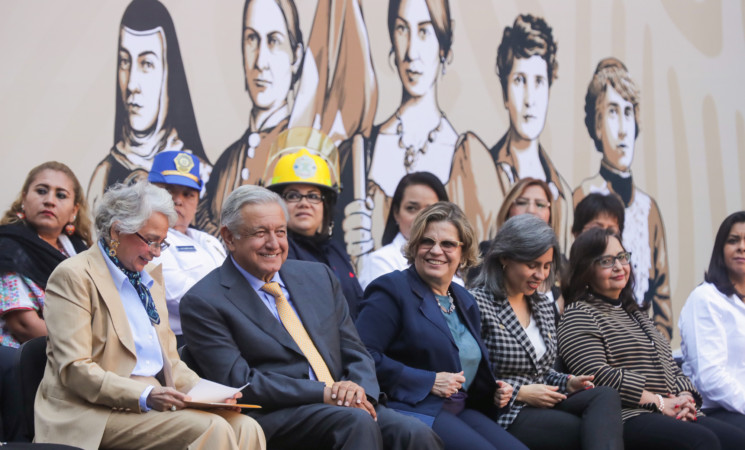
{"left": 243, "top": 0, "right": 298, "bottom": 112}
{"left": 118, "top": 27, "right": 166, "bottom": 133}
{"left": 597, "top": 84, "right": 636, "bottom": 172}
{"left": 393, "top": 0, "right": 441, "bottom": 98}
{"left": 505, "top": 55, "right": 549, "bottom": 142}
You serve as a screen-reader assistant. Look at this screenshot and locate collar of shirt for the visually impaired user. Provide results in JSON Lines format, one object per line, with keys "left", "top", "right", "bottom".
{"left": 96, "top": 241, "right": 163, "bottom": 377}
{"left": 98, "top": 241, "right": 154, "bottom": 291}
{"left": 230, "top": 255, "right": 292, "bottom": 319}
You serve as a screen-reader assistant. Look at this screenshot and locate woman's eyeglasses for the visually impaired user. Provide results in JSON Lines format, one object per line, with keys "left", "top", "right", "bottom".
{"left": 134, "top": 232, "right": 170, "bottom": 252}
{"left": 419, "top": 237, "right": 463, "bottom": 252}
{"left": 594, "top": 252, "right": 632, "bottom": 269}
{"left": 513, "top": 197, "right": 550, "bottom": 210}
{"left": 283, "top": 191, "right": 324, "bottom": 204}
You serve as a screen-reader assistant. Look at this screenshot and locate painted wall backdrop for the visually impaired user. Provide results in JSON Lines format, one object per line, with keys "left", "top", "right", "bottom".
{"left": 1, "top": 0, "right": 744, "bottom": 347}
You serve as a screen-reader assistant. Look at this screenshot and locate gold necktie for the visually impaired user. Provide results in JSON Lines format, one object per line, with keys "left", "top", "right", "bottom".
{"left": 261, "top": 282, "right": 335, "bottom": 386}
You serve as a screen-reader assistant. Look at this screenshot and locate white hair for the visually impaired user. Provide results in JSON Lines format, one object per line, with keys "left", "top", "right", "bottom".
{"left": 220, "top": 185, "right": 288, "bottom": 234}
{"left": 95, "top": 182, "right": 176, "bottom": 241}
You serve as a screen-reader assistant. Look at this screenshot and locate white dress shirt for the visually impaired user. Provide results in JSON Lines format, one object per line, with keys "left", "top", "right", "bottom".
{"left": 99, "top": 242, "right": 163, "bottom": 410}
{"left": 153, "top": 227, "right": 226, "bottom": 335}
{"left": 679, "top": 282, "right": 745, "bottom": 413}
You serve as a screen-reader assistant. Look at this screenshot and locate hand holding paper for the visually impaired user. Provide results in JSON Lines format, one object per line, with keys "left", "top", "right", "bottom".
{"left": 184, "top": 379, "right": 260, "bottom": 409}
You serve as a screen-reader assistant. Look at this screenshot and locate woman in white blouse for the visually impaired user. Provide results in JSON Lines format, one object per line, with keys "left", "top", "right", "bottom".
{"left": 679, "top": 211, "right": 745, "bottom": 430}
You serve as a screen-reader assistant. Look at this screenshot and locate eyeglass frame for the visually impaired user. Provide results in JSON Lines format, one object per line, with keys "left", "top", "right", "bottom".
{"left": 594, "top": 251, "right": 632, "bottom": 269}
{"left": 134, "top": 231, "right": 170, "bottom": 252}
{"left": 418, "top": 236, "right": 464, "bottom": 253}
{"left": 282, "top": 191, "right": 325, "bottom": 204}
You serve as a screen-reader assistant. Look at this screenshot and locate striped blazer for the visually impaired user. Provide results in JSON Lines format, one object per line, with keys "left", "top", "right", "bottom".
{"left": 470, "top": 286, "right": 569, "bottom": 428}
{"left": 557, "top": 300, "right": 702, "bottom": 421}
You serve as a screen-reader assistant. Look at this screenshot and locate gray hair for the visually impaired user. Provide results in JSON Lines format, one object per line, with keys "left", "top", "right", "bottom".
{"left": 467, "top": 214, "right": 560, "bottom": 298}
{"left": 95, "top": 182, "right": 177, "bottom": 241}
{"left": 221, "top": 185, "right": 289, "bottom": 233}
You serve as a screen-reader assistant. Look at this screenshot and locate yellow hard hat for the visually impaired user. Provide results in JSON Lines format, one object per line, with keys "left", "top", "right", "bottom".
{"left": 263, "top": 128, "right": 341, "bottom": 193}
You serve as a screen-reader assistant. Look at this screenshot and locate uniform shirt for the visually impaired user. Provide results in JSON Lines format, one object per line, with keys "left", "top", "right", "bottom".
{"left": 153, "top": 227, "right": 226, "bottom": 335}
{"left": 679, "top": 282, "right": 745, "bottom": 413}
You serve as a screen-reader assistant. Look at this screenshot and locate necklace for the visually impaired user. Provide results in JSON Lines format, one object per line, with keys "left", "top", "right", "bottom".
{"left": 436, "top": 292, "right": 456, "bottom": 314}
{"left": 396, "top": 110, "right": 444, "bottom": 171}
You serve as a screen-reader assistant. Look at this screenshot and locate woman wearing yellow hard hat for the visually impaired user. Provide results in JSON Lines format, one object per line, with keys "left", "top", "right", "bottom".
{"left": 264, "top": 128, "right": 363, "bottom": 318}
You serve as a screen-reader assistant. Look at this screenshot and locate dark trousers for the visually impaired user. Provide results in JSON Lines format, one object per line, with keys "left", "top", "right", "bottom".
{"left": 624, "top": 413, "right": 745, "bottom": 450}
{"left": 251, "top": 403, "right": 443, "bottom": 450}
{"left": 703, "top": 408, "right": 745, "bottom": 431}
{"left": 508, "top": 386, "right": 624, "bottom": 450}
{"left": 432, "top": 408, "right": 527, "bottom": 450}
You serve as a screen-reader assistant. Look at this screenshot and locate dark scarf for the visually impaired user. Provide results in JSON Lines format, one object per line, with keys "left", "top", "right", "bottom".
{"left": 101, "top": 238, "right": 160, "bottom": 325}
{"left": 599, "top": 163, "right": 633, "bottom": 207}
{"left": 0, "top": 222, "right": 87, "bottom": 289}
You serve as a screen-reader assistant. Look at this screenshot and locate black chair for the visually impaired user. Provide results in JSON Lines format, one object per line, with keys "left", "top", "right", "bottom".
{"left": 16, "top": 336, "right": 48, "bottom": 441}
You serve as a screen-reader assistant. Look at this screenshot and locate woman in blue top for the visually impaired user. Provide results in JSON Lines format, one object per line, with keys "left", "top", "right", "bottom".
{"left": 356, "top": 202, "right": 526, "bottom": 450}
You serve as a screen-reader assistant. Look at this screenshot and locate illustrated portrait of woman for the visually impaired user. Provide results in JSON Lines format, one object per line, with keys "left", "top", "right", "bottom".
{"left": 490, "top": 14, "right": 573, "bottom": 253}
{"left": 88, "top": 0, "right": 211, "bottom": 213}
{"left": 197, "top": 0, "right": 303, "bottom": 236}
{"left": 573, "top": 57, "right": 672, "bottom": 340}
{"left": 343, "top": 0, "right": 500, "bottom": 267}
{"left": 199, "top": 0, "right": 377, "bottom": 237}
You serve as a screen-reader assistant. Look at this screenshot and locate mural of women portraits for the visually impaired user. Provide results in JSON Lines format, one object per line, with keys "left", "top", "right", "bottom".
{"left": 1, "top": 0, "right": 744, "bottom": 346}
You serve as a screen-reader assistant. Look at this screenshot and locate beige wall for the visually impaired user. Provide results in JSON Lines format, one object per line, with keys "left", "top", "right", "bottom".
{"left": 1, "top": 0, "right": 743, "bottom": 346}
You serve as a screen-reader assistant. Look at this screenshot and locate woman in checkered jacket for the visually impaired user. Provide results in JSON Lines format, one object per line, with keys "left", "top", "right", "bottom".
{"left": 468, "top": 214, "right": 624, "bottom": 449}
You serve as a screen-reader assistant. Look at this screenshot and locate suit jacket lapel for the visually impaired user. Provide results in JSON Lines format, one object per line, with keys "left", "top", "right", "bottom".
{"left": 496, "top": 298, "right": 539, "bottom": 366}
{"left": 86, "top": 247, "right": 137, "bottom": 358}
{"left": 281, "top": 267, "right": 338, "bottom": 372}
{"left": 407, "top": 268, "right": 457, "bottom": 348}
{"left": 220, "top": 259, "right": 302, "bottom": 356}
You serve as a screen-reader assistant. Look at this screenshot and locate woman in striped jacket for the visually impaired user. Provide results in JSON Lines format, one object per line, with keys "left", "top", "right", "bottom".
{"left": 558, "top": 227, "right": 745, "bottom": 449}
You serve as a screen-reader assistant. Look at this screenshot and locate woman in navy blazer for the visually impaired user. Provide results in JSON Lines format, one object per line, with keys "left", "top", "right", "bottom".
{"left": 356, "top": 202, "right": 527, "bottom": 450}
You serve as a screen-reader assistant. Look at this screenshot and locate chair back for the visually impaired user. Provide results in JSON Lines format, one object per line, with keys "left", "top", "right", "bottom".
{"left": 16, "top": 336, "right": 48, "bottom": 440}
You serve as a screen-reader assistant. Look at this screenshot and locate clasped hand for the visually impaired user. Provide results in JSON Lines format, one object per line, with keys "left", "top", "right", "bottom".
{"left": 323, "top": 380, "right": 377, "bottom": 421}
{"left": 515, "top": 384, "right": 566, "bottom": 408}
{"left": 493, "top": 380, "right": 514, "bottom": 408}
{"left": 432, "top": 371, "right": 465, "bottom": 398}
{"left": 663, "top": 393, "right": 697, "bottom": 421}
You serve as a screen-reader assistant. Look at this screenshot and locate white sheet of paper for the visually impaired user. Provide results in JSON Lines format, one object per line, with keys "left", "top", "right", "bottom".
{"left": 186, "top": 379, "right": 250, "bottom": 403}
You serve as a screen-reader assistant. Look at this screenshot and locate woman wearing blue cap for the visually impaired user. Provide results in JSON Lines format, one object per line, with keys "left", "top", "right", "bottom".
{"left": 149, "top": 151, "right": 226, "bottom": 347}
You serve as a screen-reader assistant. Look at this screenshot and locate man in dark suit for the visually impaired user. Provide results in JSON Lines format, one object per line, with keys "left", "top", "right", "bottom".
{"left": 180, "top": 185, "right": 442, "bottom": 450}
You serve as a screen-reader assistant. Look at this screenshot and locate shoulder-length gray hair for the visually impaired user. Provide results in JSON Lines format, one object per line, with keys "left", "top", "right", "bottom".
{"left": 95, "top": 182, "right": 176, "bottom": 242}
{"left": 467, "top": 214, "right": 559, "bottom": 298}
{"left": 221, "top": 185, "right": 289, "bottom": 234}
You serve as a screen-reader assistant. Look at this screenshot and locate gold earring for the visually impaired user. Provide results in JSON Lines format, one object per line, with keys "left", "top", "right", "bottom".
{"left": 108, "top": 240, "right": 119, "bottom": 257}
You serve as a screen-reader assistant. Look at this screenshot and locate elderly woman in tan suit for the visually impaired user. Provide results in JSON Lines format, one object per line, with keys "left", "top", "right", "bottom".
{"left": 34, "top": 182, "right": 265, "bottom": 450}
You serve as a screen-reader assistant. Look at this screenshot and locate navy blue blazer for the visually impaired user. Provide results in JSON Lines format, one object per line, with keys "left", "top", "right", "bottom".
{"left": 355, "top": 266, "right": 497, "bottom": 417}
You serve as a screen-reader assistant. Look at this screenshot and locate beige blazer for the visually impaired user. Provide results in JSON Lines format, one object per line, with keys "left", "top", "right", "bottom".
{"left": 34, "top": 245, "right": 200, "bottom": 450}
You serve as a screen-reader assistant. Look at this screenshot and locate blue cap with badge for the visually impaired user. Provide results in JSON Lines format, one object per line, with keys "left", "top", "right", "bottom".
{"left": 148, "top": 151, "right": 202, "bottom": 191}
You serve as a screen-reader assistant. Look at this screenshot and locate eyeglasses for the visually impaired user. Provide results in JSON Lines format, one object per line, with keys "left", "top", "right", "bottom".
{"left": 594, "top": 252, "right": 632, "bottom": 269}
{"left": 134, "top": 232, "right": 170, "bottom": 252}
{"left": 513, "top": 197, "right": 550, "bottom": 210}
{"left": 419, "top": 237, "right": 463, "bottom": 253}
{"left": 283, "top": 191, "right": 324, "bottom": 204}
